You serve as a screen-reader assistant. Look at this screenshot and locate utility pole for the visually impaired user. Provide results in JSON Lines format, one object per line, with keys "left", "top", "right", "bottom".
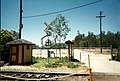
{"left": 19, "top": 0, "right": 23, "bottom": 39}
{"left": 96, "top": 11, "right": 105, "bottom": 53}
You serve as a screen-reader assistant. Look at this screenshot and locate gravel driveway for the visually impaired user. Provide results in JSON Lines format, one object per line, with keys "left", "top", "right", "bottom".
{"left": 73, "top": 49, "right": 120, "bottom": 81}
{"left": 74, "top": 49, "right": 120, "bottom": 74}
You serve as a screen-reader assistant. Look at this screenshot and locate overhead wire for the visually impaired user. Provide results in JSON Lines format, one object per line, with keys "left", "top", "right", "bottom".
{"left": 23, "top": 0, "right": 104, "bottom": 18}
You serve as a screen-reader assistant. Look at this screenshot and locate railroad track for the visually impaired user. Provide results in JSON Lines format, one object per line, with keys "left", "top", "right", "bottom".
{"left": 0, "top": 71, "right": 89, "bottom": 80}
{"left": 1, "top": 71, "right": 119, "bottom": 81}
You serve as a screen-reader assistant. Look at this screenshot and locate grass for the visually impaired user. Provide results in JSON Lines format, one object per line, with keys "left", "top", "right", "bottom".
{"left": 31, "top": 57, "right": 82, "bottom": 68}
{"left": 116, "top": 52, "right": 120, "bottom": 61}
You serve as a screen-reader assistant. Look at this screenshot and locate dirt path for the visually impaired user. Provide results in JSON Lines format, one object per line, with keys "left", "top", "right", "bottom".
{"left": 73, "top": 49, "right": 120, "bottom": 81}
{"left": 74, "top": 49, "right": 120, "bottom": 74}
{"left": 92, "top": 75, "right": 120, "bottom": 81}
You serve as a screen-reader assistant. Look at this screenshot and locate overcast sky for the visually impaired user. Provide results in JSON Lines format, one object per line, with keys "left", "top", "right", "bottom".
{"left": 1, "top": 0, "right": 120, "bottom": 46}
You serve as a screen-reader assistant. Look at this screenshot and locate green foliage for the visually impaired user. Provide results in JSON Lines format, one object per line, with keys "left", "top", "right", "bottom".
{"left": 31, "top": 57, "right": 48, "bottom": 68}
{"left": 50, "top": 43, "right": 67, "bottom": 49}
{"left": 67, "top": 62, "right": 80, "bottom": 68}
{"left": 61, "top": 56, "right": 68, "bottom": 63}
{"left": 0, "top": 29, "right": 14, "bottom": 45}
{"left": 45, "top": 62, "right": 62, "bottom": 68}
{"left": 49, "top": 14, "right": 70, "bottom": 40}
{"left": 106, "top": 31, "right": 120, "bottom": 48}
{"left": 0, "top": 29, "right": 18, "bottom": 62}
{"left": 73, "top": 31, "right": 120, "bottom": 48}
{"left": 44, "top": 14, "right": 70, "bottom": 59}
{"left": 32, "top": 44, "right": 40, "bottom": 49}
{"left": 32, "top": 57, "right": 38, "bottom": 63}
{"left": 31, "top": 57, "right": 81, "bottom": 68}
{"left": 116, "top": 52, "right": 120, "bottom": 61}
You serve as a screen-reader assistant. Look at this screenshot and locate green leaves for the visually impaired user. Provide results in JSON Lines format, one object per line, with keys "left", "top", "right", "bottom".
{"left": 31, "top": 57, "right": 81, "bottom": 68}
{"left": 0, "top": 29, "right": 18, "bottom": 62}
{"left": 45, "top": 14, "right": 70, "bottom": 41}
{"left": 74, "top": 31, "right": 120, "bottom": 48}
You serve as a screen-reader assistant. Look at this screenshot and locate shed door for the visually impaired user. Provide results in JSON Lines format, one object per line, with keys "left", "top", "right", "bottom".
{"left": 11, "top": 46, "right": 18, "bottom": 64}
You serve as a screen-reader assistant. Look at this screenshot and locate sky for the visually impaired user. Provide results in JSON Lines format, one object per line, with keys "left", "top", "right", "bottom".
{"left": 1, "top": 0, "right": 120, "bottom": 46}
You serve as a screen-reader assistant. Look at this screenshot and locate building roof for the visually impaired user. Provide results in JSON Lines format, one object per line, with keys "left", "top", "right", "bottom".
{"left": 65, "top": 40, "right": 74, "bottom": 44}
{"left": 7, "top": 39, "right": 34, "bottom": 45}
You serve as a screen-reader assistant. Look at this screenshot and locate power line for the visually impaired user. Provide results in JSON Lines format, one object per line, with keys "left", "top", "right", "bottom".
{"left": 23, "top": 0, "right": 104, "bottom": 18}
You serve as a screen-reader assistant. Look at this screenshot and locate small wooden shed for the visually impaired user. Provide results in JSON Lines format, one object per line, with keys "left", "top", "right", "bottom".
{"left": 7, "top": 39, "right": 34, "bottom": 64}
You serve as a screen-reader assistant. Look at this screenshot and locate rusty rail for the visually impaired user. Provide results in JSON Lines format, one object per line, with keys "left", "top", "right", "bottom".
{"left": 0, "top": 71, "right": 89, "bottom": 80}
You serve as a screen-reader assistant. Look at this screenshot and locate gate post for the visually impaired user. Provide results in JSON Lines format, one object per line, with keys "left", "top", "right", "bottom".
{"left": 88, "top": 54, "right": 92, "bottom": 81}
{"left": 65, "top": 40, "right": 74, "bottom": 62}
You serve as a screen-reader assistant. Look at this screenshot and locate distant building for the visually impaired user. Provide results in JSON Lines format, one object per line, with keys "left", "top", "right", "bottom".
{"left": 7, "top": 39, "right": 34, "bottom": 64}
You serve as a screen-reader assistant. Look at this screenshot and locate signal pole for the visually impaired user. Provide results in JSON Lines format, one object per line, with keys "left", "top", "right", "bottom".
{"left": 96, "top": 11, "right": 105, "bottom": 53}
{"left": 19, "top": 0, "right": 23, "bottom": 39}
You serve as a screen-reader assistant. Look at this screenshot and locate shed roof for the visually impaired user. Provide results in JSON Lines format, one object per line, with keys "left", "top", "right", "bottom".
{"left": 7, "top": 39, "right": 34, "bottom": 45}
{"left": 65, "top": 40, "right": 74, "bottom": 44}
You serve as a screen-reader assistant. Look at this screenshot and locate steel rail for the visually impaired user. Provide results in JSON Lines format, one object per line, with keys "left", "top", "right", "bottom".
{"left": 0, "top": 70, "right": 89, "bottom": 80}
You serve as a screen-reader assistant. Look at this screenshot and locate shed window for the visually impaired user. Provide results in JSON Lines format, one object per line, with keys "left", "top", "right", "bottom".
{"left": 12, "top": 47, "right": 16, "bottom": 53}
{"left": 27, "top": 45, "right": 30, "bottom": 49}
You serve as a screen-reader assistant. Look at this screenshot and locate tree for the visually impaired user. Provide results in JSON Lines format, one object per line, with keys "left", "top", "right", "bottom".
{"left": 106, "top": 31, "right": 120, "bottom": 48}
{"left": 115, "top": 31, "right": 120, "bottom": 48}
{"left": 44, "top": 14, "right": 70, "bottom": 59}
{"left": 73, "top": 30, "right": 120, "bottom": 49}
{"left": 74, "top": 30, "right": 85, "bottom": 47}
{"left": 87, "top": 31, "right": 98, "bottom": 47}
{"left": 0, "top": 29, "right": 17, "bottom": 62}
{"left": 102, "top": 31, "right": 109, "bottom": 47}
{"left": 11, "top": 30, "right": 19, "bottom": 39}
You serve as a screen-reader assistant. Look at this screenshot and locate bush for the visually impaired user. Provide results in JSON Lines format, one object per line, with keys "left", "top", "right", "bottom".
{"left": 45, "top": 62, "right": 59, "bottom": 68}
{"left": 31, "top": 57, "right": 81, "bottom": 68}
{"left": 67, "top": 62, "right": 80, "bottom": 68}
{"left": 32, "top": 57, "right": 39, "bottom": 64}
{"left": 116, "top": 53, "right": 120, "bottom": 61}
{"left": 61, "top": 56, "right": 68, "bottom": 62}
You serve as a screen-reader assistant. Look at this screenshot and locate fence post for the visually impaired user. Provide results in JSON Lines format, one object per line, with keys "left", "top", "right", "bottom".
{"left": 110, "top": 45, "right": 113, "bottom": 60}
{"left": 88, "top": 54, "right": 92, "bottom": 81}
{"left": 80, "top": 52, "right": 81, "bottom": 62}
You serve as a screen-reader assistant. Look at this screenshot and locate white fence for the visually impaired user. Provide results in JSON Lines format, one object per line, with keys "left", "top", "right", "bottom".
{"left": 32, "top": 49, "right": 68, "bottom": 58}
{"left": 32, "top": 47, "right": 111, "bottom": 58}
